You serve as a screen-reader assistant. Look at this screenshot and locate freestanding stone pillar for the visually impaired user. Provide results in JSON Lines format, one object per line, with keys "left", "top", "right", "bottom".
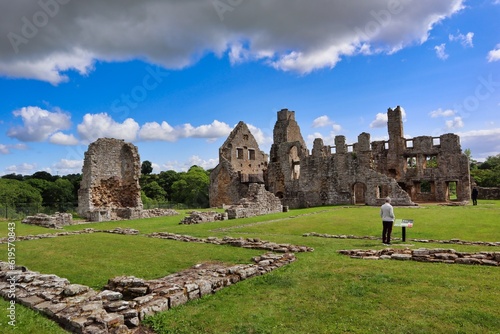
{"left": 78, "top": 138, "right": 143, "bottom": 222}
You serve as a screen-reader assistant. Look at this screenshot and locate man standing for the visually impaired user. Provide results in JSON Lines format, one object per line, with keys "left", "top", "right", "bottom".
{"left": 380, "top": 197, "right": 395, "bottom": 245}
{"left": 471, "top": 187, "right": 479, "bottom": 205}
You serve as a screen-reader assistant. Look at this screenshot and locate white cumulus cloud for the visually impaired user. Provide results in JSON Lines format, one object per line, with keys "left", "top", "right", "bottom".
{"left": 50, "top": 132, "right": 79, "bottom": 145}
{"left": 4, "top": 163, "right": 37, "bottom": 175}
{"left": 370, "top": 113, "right": 388, "bottom": 128}
{"left": 370, "top": 107, "right": 406, "bottom": 128}
{"left": 312, "top": 115, "right": 333, "bottom": 128}
{"left": 429, "top": 108, "right": 456, "bottom": 118}
{"left": 138, "top": 120, "right": 232, "bottom": 142}
{"left": 449, "top": 32, "right": 474, "bottom": 47}
{"left": 8, "top": 106, "right": 71, "bottom": 142}
{"left": 77, "top": 113, "right": 139, "bottom": 142}
{"left": 487, "top": 44, "right": 500, "bottom": 62}
{"left": 246, "top": 124, "right": 273, "bottom": 149}
{"left": 434, "top": 43, "right": 449, "bottom": 60}
{"left": 445, "top": 116, "right": 464, "bottom": 129}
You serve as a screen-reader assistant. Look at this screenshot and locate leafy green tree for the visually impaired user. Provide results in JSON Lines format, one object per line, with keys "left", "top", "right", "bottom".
{"left": 1, "top": 173, "right": 24, "bottom": 181}
{"left": 0, "top": 179, "right": 42, "bottom": 217}
{"left": 171, "top": 166, "right": 209, "bottom": 208}
{"left": 470, "top": 154, "right": 500, "bottom": 187}
{"left": 62, "top": 174, "right": 82, "bottom": 202}
{"left": 26, "top": 178, "right": 52, "bottom": 195}
{"left": 158, "top": 170, "right": 180, "bottom": 201}
{"left": 141, "top": 160, "right": 153, "bottom": 175}
{"left": 478, "top": 154, "right": 500, "bottom": 170}
{"left": 44, "top": 179, "right": 75, "bottom": 211}
{"left": 30, "top": 171, "right": 58, "bottom": 182}
{"left": 142, "top": 181, "right": 167, "bottom": 202}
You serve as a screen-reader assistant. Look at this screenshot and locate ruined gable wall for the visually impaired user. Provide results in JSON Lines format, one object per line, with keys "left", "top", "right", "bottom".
{"left": 78, "top": 138, "right": 143, "bottom": 220}
{"left": 209, "top": 122, "right": 268, "bottom": 207}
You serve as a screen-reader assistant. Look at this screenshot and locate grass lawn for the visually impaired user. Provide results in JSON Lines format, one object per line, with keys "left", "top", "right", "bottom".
{"left": 0, "top": 201, "right": 499, "bottom": 333}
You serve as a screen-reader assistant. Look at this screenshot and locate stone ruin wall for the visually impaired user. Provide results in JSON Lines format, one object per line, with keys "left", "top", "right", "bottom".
{"left": 475, "top": 186, "right": 500, "bottom": 200}
{"left": 210, "top": 106, "right": 471, "bottom": 209}
{"left": 266, "top": 108, "right": 414, "bottom": 208}
{"left": 209, "top": 121, "right": 268, "bottom": 207}
{"left": 21, "top": 213, "right": 73, "bottom": 229}
{"left": 225, "top": 183, "right": 283, "bottom": 219}
{"left": 372, "top": 106, "right": 471, "bottom": 203}
{"left": 78, "top": 138, "right": 143, "bottom": 222}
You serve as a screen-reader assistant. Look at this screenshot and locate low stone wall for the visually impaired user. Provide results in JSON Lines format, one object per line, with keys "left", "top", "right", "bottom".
{"left": 21, "top": 213, "right": 73, "bottom": 229}
{"left": 148, "top": 232, "right": 314, "bottom": 253}
{"left": 0, "top": 252, "right": 296, "bottom": 333}
{"left": 338, "top": 248, "right": 500, "bottom": 266}
{"left": 303, "top": 232, "right": 500, "bottom": 247}
{"left": 477, "top": 186, "right": 500, "bottom": 200}
{"left": 0, "top": 228, "right": 141, "bottom": 244}
{"left": 140, "top": 208, "right": 179, "bottom": 219}
{"left": 179, "top": 211, "right": 228, "bottom": 224}
{"left": 87, "top": 208, "right": 179, "bottom": 222}
{"left": 0, "top": 230, "right": 311, "bottom": 333}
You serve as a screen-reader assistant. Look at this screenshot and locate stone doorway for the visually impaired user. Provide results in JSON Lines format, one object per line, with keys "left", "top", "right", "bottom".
{"left": 353, "top": 182, "right": 366, "bottom": 205}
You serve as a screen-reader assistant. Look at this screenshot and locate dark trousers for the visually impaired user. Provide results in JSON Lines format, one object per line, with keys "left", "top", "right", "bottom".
{"left": 472, "top": 197, "right": 477, "bottom": 205}
{"left": 382, "top": 221, "right": 393, "bottom": 244}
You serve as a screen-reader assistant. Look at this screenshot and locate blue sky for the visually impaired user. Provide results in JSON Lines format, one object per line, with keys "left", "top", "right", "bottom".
{"left": 1, "top": 0, "right": 499, "bottom": 176}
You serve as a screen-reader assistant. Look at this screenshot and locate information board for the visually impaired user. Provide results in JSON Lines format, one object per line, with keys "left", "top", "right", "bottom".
{"left": 394, "top": 219, "right": 413, "bottom": 228}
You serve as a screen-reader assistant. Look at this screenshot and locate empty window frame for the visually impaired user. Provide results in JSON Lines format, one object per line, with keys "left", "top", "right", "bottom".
{"left": 425, "top": 155, "right": 438, "bottom": 168}
{"left": 236, "top": 148, "right": 244, "bottom": 159}
{"left": 406, "top": 156, "right": 417, "bottom": 168}
{"left": 248, "top": 149, "right": 256, "bottom": 160}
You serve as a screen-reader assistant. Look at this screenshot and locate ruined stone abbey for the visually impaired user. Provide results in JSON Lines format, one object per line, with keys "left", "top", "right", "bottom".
{"left": 210, "top": 106, "right": 471, "bottom": 208}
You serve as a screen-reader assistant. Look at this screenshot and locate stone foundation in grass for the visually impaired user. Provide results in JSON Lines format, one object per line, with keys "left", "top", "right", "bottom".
{"left": 338, "top": 248, "right": 500, "bottom": 266}
{"left": 0, "top": 252, "right": 297, "bottom": 333}
{"left": 0, "top": 231, "right": 312, "bottom": 333}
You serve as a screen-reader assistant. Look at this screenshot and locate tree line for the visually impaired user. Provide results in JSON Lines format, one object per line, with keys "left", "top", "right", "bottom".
{"left": 0, "top": 162, "right": 211, "bottom": 219}
{"left": 466, "top": 151, "right": 500, "bottom": 187}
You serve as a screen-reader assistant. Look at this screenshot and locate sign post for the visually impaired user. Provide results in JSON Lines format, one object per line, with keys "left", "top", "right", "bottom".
{"left": 393, "top": 219, "right": 414, "bottom": 242}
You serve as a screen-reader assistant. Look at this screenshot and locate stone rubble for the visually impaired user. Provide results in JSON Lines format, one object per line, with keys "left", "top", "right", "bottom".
{"left": 303, "top": 232, "right": 500, "bottom": 247}
{"left": 140, "top": 208, "right": 179, "bottom": 219}
{"left": 0, "top": 228, "right": 139, "bottom": 244}
{"left": 0, "top": 230, "right": 312, "bottom": 333}
{"left": 148, "top": 232, "right": 314, "bottom": 253}
{"left": 338, "top": 248, "right": 500, "bottom": 266}
{"left": 0, "top": 252, "right": 296, "bottom": 334}
{"left": 21, "top": 213, "right": 73, "bottom": 229}
{"left": 179, "top": 211, "right": 228, "bottom": 224}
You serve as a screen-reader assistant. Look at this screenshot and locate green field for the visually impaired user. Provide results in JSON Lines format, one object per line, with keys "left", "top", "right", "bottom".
{"left": 1, "top": 202, "right": 499, "bottom": 334}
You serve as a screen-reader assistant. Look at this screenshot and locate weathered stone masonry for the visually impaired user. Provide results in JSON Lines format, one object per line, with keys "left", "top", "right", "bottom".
{"left": 78, "top": 138, "right": 143, "bottom": 222}
{"left": 211, "top": 107, "right": 471, "bottom": 208}
{"left": 0, "top": 231, "right": 312, "bottom": 333}
{"left": 338, "top": 248, "right": 500, "bottom": 266}
{"left": 210, "top": 121, "right": 269, "bottom": 207}
{"left": 0, "top": 252, "right": 297, "bottom": 334}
